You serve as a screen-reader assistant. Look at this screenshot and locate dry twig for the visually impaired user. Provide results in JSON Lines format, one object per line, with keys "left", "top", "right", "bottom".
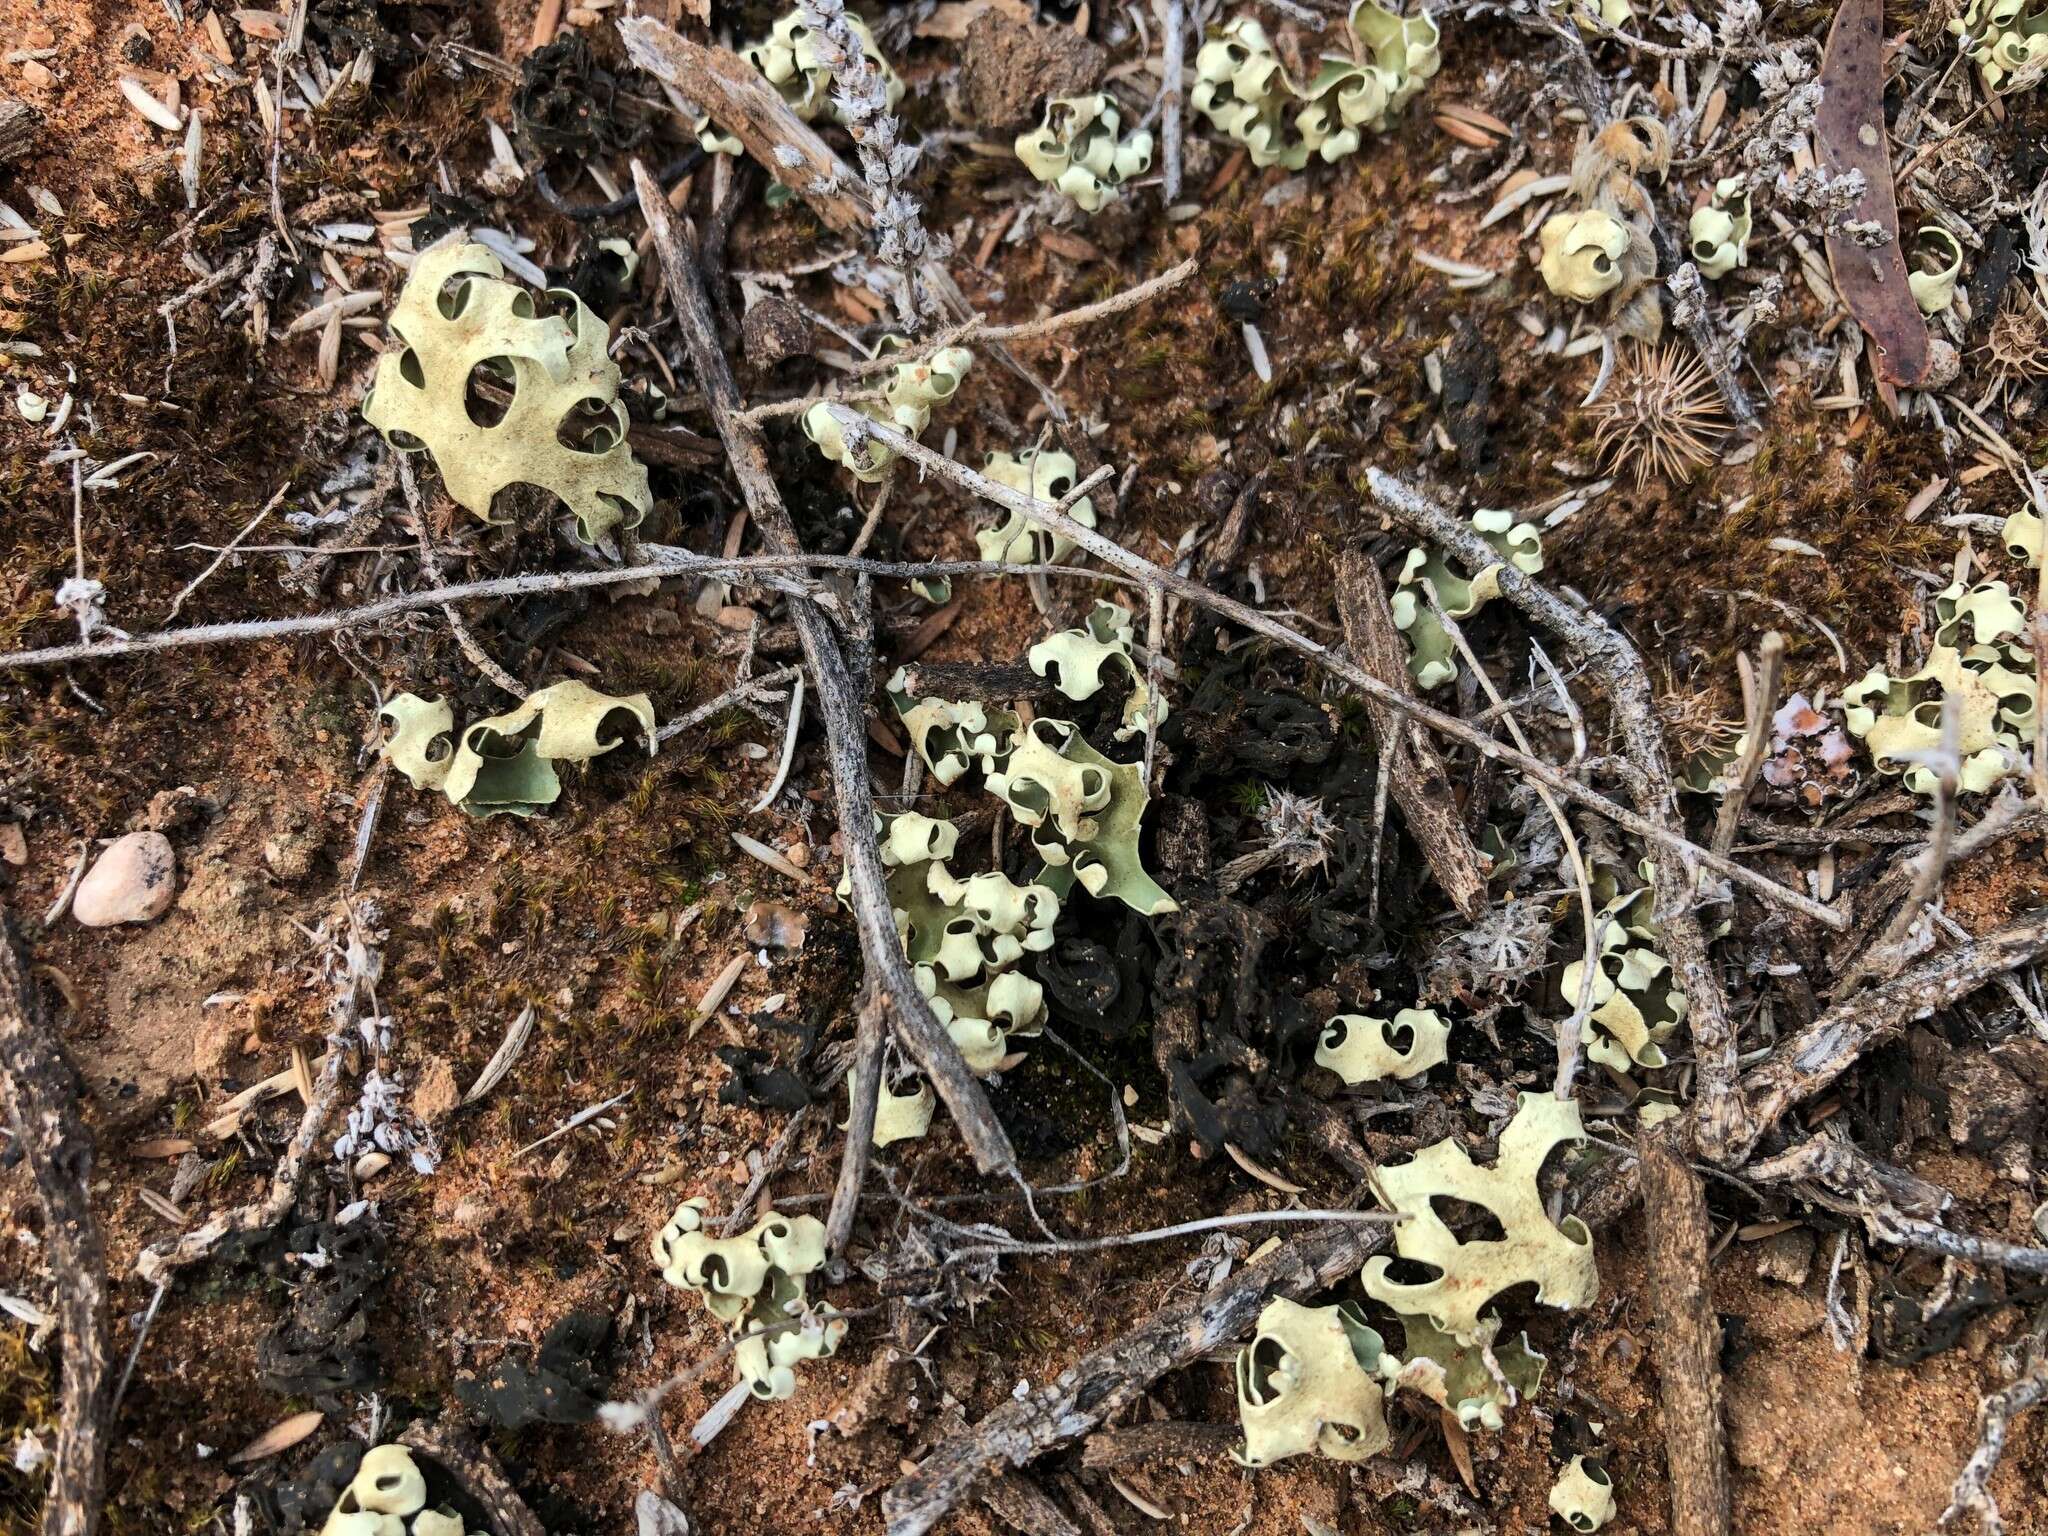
{"left": 0, "top": 912, "right": 111, "bottom": 1536}
{"left": 634, "top": 165, "right": 1020, "bottom": 1212}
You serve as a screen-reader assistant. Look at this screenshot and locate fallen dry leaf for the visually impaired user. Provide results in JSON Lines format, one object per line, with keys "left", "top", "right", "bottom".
{"left": 228, "top": 1409, "right": 323, "bottom": 1464}
{"left": 1816, "top": 0, "right": 1930, "bottom": 387}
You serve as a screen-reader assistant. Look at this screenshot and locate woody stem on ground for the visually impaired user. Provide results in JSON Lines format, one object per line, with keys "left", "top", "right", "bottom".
{"left": 633, "top": 163, "right": 1021, "bottom": 1216}
{"left": 0, "top": 911, "right": 110, "bottom": 1536}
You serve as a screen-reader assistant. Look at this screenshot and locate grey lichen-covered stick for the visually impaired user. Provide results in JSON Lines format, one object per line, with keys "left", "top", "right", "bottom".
{"left": 0, "top": 913, "right": 111, "bottom": 1536}
{"left": 632, "top": 163, "right": 1021, "bottom": 1205}
{"left": 1364, "top": 467, "right": 1752, "bottom": 1165}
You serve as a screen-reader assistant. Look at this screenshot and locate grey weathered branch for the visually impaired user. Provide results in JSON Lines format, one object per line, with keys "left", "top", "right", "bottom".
{"left": 0, "top": 914, "right": 111, "bottom": 1536}
{"left": 1637, "top": 1125, "right": 1731, "bottom": 1536}
{"left": 1365, "top": 468, "right": 1751, "bottom": 1164}
{"left": 1735, "top": 905, "right": 2048, "bottom": 1164}
{"left": 634, "top": 164, "right": 1020, "bottom": 1207}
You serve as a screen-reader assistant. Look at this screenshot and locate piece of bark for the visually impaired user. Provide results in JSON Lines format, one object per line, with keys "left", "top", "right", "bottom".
{"left": 1081, "top": 1421, "right": 1239, "bottom": 1470}
{"left": 1816, "top": 0, "right": 1931, "bottom": 388}
{"left": 1735, "top": 905, "right": 2048, "bottom": 1164}
{"left": 619, "top": 20, "right": 872, "bottom": 238}
{"left": 634, "top": 164, "right": 1019, "bottom": 1203}
{"left": 0, "top": 915, "right": 111, "bottom": 1536}
{"left": 1637, "top": 1125, "right": 1731, "bottom": 1536}
{"left": 398, "top": 1421, "right": 544, "bottom": 1536}
{"left": 0, "top": 94, "right": 38, "bottom": 165}
{"left": 896, "top": 661, "right": 1058, "bottom": 705}
{"left": 1335, "top": 548, "right": 1489, "bottom": 920}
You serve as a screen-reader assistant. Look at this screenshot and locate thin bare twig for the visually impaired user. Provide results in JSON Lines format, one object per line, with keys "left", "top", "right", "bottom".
{"left": 1708, "top": 631, "right": 1783, "bottom": 862}
{"left": 1938, "top": 1338, "right": 2048, "bottom": 1536}
{"left": 1160, "top": 0, "right": 1186, "bottom": 203}
{"left": 635, "top": 163, "right": 1020, "bottom": 1206}
{"left": 0, "top": 911, "right": 112, "bottom": 1536}
{"left": 163, "top": 484, "right": 290, "bottom": 623}
{"left": 653, "top": 665, "right": 802, "bottom": 746}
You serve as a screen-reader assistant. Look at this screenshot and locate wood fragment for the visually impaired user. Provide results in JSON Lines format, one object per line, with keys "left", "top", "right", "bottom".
{"left": 1081, "top": 1421, "right": 1238, "bottom": 1470}
{"left": 1815, "top": 0, "right": 1931, "bottom": 387}
{"left": 1335, "top": 548, "right": 1490, "bottom": 920}
{"left": 634, "top": 164, "right": 1020, "bottom": 1198}
{"left": 0, "top": 914, "right": 111, "bottom": 1536}
{"left": 1735, "top": 905, "right": 2048, "bottom": 1164}
{"left": 619, "top": 21, "right": 873, "bottom": 238}
{"left": 0, "top": 93, "right": 42, "bottom": 165}
{"left": 896, "top": 661, "right": 1058, "bottom": 705}
{"left": 1637, "top": 1124, "right": 1732, "bottom": 1536}
{"left": 399, "top": 1420, "right": 546, "bottom": 1536}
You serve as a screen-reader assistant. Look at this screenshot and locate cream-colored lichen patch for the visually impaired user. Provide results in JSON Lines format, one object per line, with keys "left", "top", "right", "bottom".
{"left": 1362, "top": 1091, "right": 1599, "bottom": 1342}
{"left": 1234, "top": 1298, "right": 1391, "bottom": 1466}
{"left": 321, "top": 1444, "right": 464, "bottom": 1535}
{"left": 363, "top": 242, "right": 650, "bottom": 545}
{"left": 1688, "top": 177, "right": 1752, "bottom": 279}
{"left": 990, "top": 721, "right": 1177, "bottom": 916}
{"left": 653, "top": 1197, "right": 845, "bottom": 1400}
{"left": 850, "top": 1070, "right": 935, "bottom": 1146}
{"left": 1315, "top": 1008, "right": 1450, "bottom": 1084}
{"left": 377, "top": 695, "right": 456, "bottom": 791}
{"left": 2004, "top": 506, "right": 2043, "bottom": 568}
{"left": 1561, "top": 923, "right": 1686, "bottom": 1072}
{"left": 976, "top": 447, "right": 1097, "bottom": 566}
{"left": 1952, "top": 0, "right": 2048, "bottom": 92}
{"left": 1842, "top": 586, "right": 2036, "bottom": 798}
{"left": 1391, "top": 510, "right": 1544, "bottom": 690}
{"left": 1193, "top": 7, "right": 1438, "bottom": 170}
{"left": 742, "top": 9, "right": 903, "bottom": 125}
{"left": 887, "top": 674, "right": 1017, "bottom": 786}
{"left": 1381, "top": 1312, "right": 1545, "bottom": 1432}
{"left": 1027, "top": 601, "right": 1165, "bottom": 742}
{"left": 1907, "top": 225, "right": 1964, "bottom": 314}
{"left": 1539, "top": 209, "right": 1631, "bottom": 302}
{"left": 1015, "top": 95, "right": 1152, "bottom": 211}
{"left": 805, "top": 343, "right": 971, "bottom": 483}
{"left": 1548, "top": 1456, "right": 1617, "bottom": 1531}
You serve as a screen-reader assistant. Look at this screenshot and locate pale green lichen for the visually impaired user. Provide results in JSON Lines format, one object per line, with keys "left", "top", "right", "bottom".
{"left": 1192, "top": 7, "right": 1438, "bottom": 170}
{"left": 741, "top": 9, "right": 903, "bottom": 125}
{"left": 1951, "top": 0, "right": 2048, "bottom": 93}
{"left": 322, "top": 1444, "right": 461, "bottom": 1535}
{"left": 381, "top": 681, "right": 655, "bottom": 819}
{"left": 1548, "top": 1456, "right": 1617, "bottom": 1532}
{"left": 1381, "top": 1312, "right": 1546, "bottom": 1432}
{"left": 804, "top": 343, "right": 972, "bottom": 483}
{"left": 1315, "top": 1007, "right": 1450, "bottom": 1084}
{"left": 363, "top": 242, "right": 651, "bottom": 545}
{"left": 850, "top": 1069, "right": 935, "bottom": 1146}
{"left": 1842, "top": 580, "right": 2036, "bottom": 797}
{"left": 1391, "top": 510, "right": 1544, "bottom": 690}
{"left": 1015, "top": 94, "right": 1153, "bottom": 211}
{"left": 1362, "top": 1092, "right": 1599, "bottom": 1342}
{"left": 653, "top": 1198, "right": 845, "bottom": 1401}
{"left": 2003, "top": 505, "right": 2043, "bottom": 568}
{"left": 862, "top": 812, "right": 1061, "bottom": 1071}
{"left": 975, "top": 447, "right": 1097, "bottom": 566}
{"left": 1027, "top": 601, "right": 1165, "bottom": 742}
{"left": 988, "top": 720, "right": 1176, "bottom": 915}
{"left": 1560, "top": 917, "right": 1687, "bottom": 1073}
{"left": 1907, "top": 225, "right": 1965, "bottom": 314}
{"left": 1688, "top": 177, "right": 1752, "bottom": 279}
{"left": 1539, "top": 208, "right": 1632, "bottom": 302}
{"left": 1233, "top": 1298, "right": 1391, "bottom": 1466}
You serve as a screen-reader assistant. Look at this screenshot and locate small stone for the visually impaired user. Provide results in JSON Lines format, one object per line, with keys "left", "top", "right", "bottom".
{"left": 960, "top": 9, "right": 1106, "bottom": 131}
{"left": 1754, "top": 1227, "right": 1814, "bottom": 1286}
{"left": 412, "top": 1056, "right": 461, "bottom": 1124}
{"left": 0, "top": 824, "right": 25, "bottom": 866}
{"left": 73, "top": 832, "right": 176, "bottom": 927}
{"left": 20, "top": 60, "right": 54, "bottom": 89}
{"left": 783, "top": 842, "right": 808, "bottom": 869}
{"left": 191, "top": 1010, "right": 241, "bottom": 1079}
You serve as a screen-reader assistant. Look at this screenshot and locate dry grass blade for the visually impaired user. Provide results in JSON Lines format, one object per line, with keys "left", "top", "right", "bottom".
{"left": 463, "top": 1003, "right": 536, "bottom": 1106}
{"left": 1588, "top": 344, "right": 1730, "bottom": 488}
